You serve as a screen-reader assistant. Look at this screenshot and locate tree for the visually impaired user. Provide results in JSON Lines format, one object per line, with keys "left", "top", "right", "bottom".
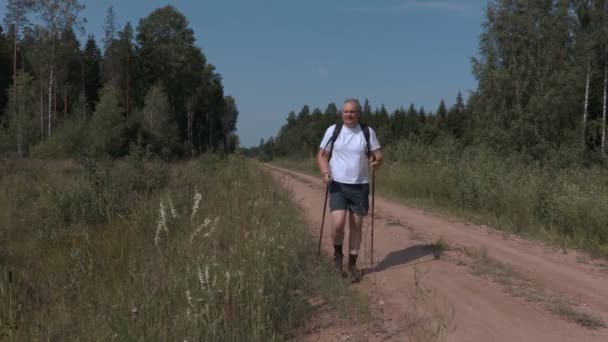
{"left": 55, "top": 27, "right": 81, "bottom": 121}
{"left": 102, "top": 6, "right": 118, "bottom": 87}
{"left": 117, "top": 22, "right": 134, "bottom": 114}
{"left": 471, "top": 0, "right": 578, "bottom": 153}
{"left": 435, "top": 99, "right": 447, "bottom": 130}
{"left": 4, "top": 0, "right": 35, "bottom": 154}
{"left": 89, "top": 85, "right": 126, "bottom": 157}
{"left": 4, "top": 0, "right": 35, "bottom": 92}
{"left": 0, "top": 25, "right": 10, "bottom": 121}
{"left": 82, "top": 34, "right": 101, "bottom": 114}
{"left": 136, "top": 5, "right": 206, "bottom": 148}
{"left": 446, "top": 91, "right": 468, "bottom": 138}
{"left": 141, "top": 82, "right": 179, "bottom": 158}
{"left": 323, "top": 103, "right": 338, "bottom": 126}
{"left": 6, "top": 71, "right": 38, "bottom": 157}
{"left": 222, "top": 95, "right": 239, "bottom": 153}
{"left": 35, "top": 0, "right": 85, "bottom": 137}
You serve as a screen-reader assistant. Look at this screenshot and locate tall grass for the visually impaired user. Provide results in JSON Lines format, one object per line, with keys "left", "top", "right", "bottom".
{"left": 381, "top": 140, "right": 608, "bottom": 256}
{"left": 272, "top": 139, "right": 608, "bottom": 257}
{"left": 0, "top": 153, "right": 359, "bottom": 341}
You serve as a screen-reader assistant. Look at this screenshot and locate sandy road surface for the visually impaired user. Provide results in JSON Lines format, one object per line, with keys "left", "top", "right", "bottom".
{"left": 268, "top": 165, "right": 608, "bottom": 342}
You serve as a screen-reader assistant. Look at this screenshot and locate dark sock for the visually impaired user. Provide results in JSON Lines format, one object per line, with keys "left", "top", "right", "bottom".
{"left": 334, "top": 244, "right": 343, "bottom": 257}
{"left": 348, "top": 254, "right": 358, "bottom": 268}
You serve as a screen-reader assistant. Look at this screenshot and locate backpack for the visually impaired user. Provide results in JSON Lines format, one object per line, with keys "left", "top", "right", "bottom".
{"left": 323, "top": 123, "right": 371, "bottom": 161}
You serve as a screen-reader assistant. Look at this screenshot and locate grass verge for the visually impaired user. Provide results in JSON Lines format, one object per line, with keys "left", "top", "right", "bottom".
{"left": 0, "top": 154, "right": 366, "bottom": 341}
{"left": 271, "top": 138, "right": 608, "bottom": 259}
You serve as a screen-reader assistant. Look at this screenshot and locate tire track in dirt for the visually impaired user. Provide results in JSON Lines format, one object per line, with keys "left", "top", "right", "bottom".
{"left": 267, "top": 165, "right": 608, "bottom": 342}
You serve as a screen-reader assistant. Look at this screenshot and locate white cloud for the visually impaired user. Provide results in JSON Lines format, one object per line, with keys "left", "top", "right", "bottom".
{"left": 343, "top": 1, "right": 475, "bottom": 16}
{"left": 401, "top": 1, "right": 473, "bottom": 14}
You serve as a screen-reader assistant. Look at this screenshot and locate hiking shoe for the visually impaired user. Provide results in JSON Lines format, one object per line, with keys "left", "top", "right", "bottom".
{"left": 348, "top": 265, "right": 361, "bottom": 283}
{"left": 333, "top": 254, "right": 343, "bottom": 274}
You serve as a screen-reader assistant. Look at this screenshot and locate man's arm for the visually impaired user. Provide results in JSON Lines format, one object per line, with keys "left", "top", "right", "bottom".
{"left": 316, "top": 148, "right": 332, "bottom": 185}
{"left": 370, "top": 149, "right": 383, "bottom": 170}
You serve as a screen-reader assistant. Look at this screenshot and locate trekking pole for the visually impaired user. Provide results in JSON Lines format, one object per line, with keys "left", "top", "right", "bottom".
{"left": 317, "top": 183, "right": 330, "bottom": 258}
{"left": 370, "top": 166, "right": 376, "bottom": 267}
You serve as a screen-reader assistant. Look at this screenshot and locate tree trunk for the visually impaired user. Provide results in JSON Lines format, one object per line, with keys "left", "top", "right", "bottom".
{"left": 603, "top": 60, "right": 607, "bottom": 156}
{"left": 64, "top": 88, "right": 67, "bottom": 119}
{"left": 81, "top": 57, "right": 86, "bottom": 120}
{"left": 14, "top": 3, "right": 21, "bottom": 157}
{"left": 126, "top": 50, "right": 130, "bottom": 115}
{"left": 40, "top": 65, "right": 44, "bottom": 140}
{"left": 17, "top": 99, "right": 22, "bottom": 158}
{"left": 187, "top": 99, "right": 192, "bottom": 156}
{"left": 583, "top": 60, "right": 591, "bottom": 149}
{"left": 48, "top": 35, "right": 55, "bottom": 137}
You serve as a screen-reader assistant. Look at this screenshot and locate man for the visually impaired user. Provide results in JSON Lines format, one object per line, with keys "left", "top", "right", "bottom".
{"left": 316, "top": 98, "right": 383, "bottom": 281}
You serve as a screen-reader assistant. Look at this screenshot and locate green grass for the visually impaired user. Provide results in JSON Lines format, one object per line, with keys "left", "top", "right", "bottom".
{"left": 547, "top": 300, "right": 606, "bottom": 330}
{"left": 271, "top": 139, "right": 608, "bottom": 258}
{"left": 0, "top": 153, "right": 365, "bottom": 341}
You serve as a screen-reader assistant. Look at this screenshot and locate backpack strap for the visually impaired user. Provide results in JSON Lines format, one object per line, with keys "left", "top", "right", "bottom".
{"left": 360, "top": 124, "right": 371, "bottom": 157}
{"left": 323, "top": 123, "right": 343, "bottom": 161}
{"left": 323, "top": 123, "right": 371, "bottom": 159}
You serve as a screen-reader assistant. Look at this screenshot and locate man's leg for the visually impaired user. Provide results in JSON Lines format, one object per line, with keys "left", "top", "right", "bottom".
{"left": 348, "top": 212, "right": 364, "bottom": 275}
{"left": 331, "top": 210, "right": 347, "bottom": 271}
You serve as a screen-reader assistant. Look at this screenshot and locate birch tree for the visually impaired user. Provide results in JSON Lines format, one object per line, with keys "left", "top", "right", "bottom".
{"left": 35, "top": 0, "right": 84, "bottom": 137}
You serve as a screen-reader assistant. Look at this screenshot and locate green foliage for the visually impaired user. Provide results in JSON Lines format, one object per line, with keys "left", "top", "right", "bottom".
{"left": 0, "top": 156, "right": 360, "bottom": 340}
{"left": 139, "top": 82, "right": 180, "bottom": 158}
{"left": 4, "top": 71, "right": 38, "bottom": 156}
{"left": 88, "top": 86, "right": 127, "bottom": 157}
{"left": 380, "top": 139, "right": 608, "bottom": 256}
{"left": 83, "top": 35, "right": 102, "bottom": 114}
{"left": 29, "top": 116, "right": 87, "bottom": 158}
{"left": 0, "top": 4, "right": 239, "bottom": 160}
{"left": 0, "top": 25, "right": 9, "bottom": 122}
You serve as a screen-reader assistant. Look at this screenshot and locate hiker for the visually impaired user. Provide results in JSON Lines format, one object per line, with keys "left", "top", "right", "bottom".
{"left": 316, "top": 98, "right": 383, "bottom": 281}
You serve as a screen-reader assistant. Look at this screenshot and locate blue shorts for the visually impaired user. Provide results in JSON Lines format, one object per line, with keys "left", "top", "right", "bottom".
{"left": 329, "top": 181, "right": 370, "bottom": 216}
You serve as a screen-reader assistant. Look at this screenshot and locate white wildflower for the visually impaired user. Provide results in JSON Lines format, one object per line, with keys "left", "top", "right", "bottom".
{"left": 209, "top": 216, "right": 220, "bottom": 234}
{"left": 190, "top": 217, "right": 211, "bottom": 243}
{"left": 159, "top": 201, "right": 168, "bottom": 232}
{"left": 191, "top": 191, "right": 202, "bottom": 218}
{"left": 197, "top": 266, "right": 205, "bottom": 287}
{"left": 154, "top": 200, "right": 169, "bottom": 251}
{"left": 168, "top": 196, "right": 178, "bottom": 218}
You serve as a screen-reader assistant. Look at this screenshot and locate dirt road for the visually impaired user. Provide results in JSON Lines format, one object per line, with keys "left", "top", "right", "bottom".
{"left": 268, "top": 165, "right": 608, "bottom": 342}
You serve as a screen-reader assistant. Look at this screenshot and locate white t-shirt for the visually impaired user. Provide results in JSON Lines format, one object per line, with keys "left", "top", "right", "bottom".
{"left": 319, "top": 124, "right": 381, "bottom": 184}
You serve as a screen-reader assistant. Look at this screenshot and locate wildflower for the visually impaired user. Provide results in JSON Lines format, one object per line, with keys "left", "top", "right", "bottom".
{"left": 186, "top": 290, "right": 193, "bottom": 305}
{"left": 159, "top": 201, "right": 168, "bottom": 232}
{"left": 154, "top": 200, "right": 169, "bottom": 251}
{"left": 191, "top": 191, "right": 202, "bottom": 218}
{"left": 168, "top": 196, "right": 178, "bottom": 218}
{"left": 190, "top": 217, "right": 211, "bottom": 243}
{"left": 198, "top": 266, "right": 205, "bottom": 287}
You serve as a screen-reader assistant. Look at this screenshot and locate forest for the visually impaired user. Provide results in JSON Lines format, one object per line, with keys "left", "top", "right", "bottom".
{"left": 252, "top": 0, "right": 608, "bottom": 166}
{"left": 1, "top": 1, "right": 239, "bottom": 160}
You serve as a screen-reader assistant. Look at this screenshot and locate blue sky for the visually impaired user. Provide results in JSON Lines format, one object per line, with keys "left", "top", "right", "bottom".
{"left": 3, "top": 0, "right": 489, "bottom": 147}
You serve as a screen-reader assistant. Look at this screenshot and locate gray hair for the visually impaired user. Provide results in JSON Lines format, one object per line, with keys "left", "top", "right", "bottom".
{"left": 343, "top": 98, "right": 361, "bottom": 114}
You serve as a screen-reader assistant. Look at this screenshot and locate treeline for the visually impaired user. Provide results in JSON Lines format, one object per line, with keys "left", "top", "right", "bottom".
{"left": 246, "top": 94, "right": 467, "bottom": 161}
{"left": 252, "top": 0, "right": 608, "bottom": 164}
{"left": 1, "top": 1, "right": 239, "bottom": 160}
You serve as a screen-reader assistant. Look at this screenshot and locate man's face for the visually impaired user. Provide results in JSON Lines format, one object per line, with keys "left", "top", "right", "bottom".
{"left": 342, "top": 102, "right": 359, "bottom": 127}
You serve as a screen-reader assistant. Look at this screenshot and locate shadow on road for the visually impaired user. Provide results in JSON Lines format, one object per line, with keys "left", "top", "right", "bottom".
{"left": 365, "top": 244, "right": 437, "bottom": 275}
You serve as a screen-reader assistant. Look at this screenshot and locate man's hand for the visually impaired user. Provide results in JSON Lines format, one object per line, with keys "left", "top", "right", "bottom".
{"left": 370, "top": 149, "right": 383, "bottom": 171}
{"left": 323, "top": 172, "right": 332, "bottom": 186}
{"left": 369, "top": 157, "right": 382, "bottom": 171}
